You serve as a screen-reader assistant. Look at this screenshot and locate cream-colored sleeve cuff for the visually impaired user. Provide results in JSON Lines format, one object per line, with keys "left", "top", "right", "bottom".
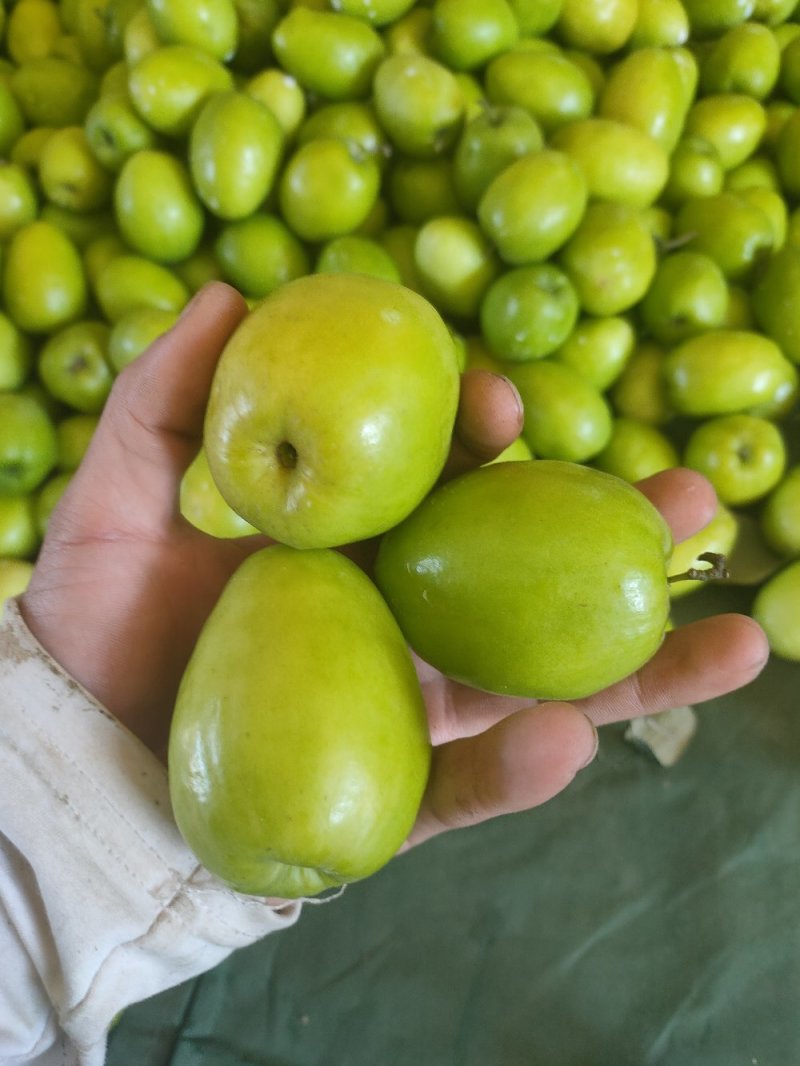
{"left": 0, "top": 599, "right": 301, "bottom": 1066}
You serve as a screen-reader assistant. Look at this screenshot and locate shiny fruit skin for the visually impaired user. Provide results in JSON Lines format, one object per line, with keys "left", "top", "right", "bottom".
{"left": 179, "top": 448, "right": 257, "bottom": 538}
{"left": 683, "top": 413, "right": 786, "bottom": 506}
{"left": 214, "top": 213, "right": 310, "bottom": 299}
{"left": 751, "top": 560, "right": 800, "bottom": 660}
{"left": 278, "top": 138, "right": 380, "bottom": 243}
{"left": 484, "top": 48, "right": 594, "bottom": 136}
{"left": 189, "top": 90, "right": 284, "bottom": 221}
{"left": 375, "top": 459, "right": 672, "bottom": 700}
{"left": 640, "top": 250, "right": 729, "bottom": 346}
{"left": 452, "top": 105, "right": 543, "bottom": 214}
{"left": 673, "top": 191, "right": 774, "bottom": 282}
{"left": 477, "top": 149, "right": 587, "bottom": 266}
{"left": 550, "top": 118, "right": 669, "bottom": 209}
{"left": 372, "top": 53, "right": 464, "bottom": 159}
{"left": 558, "top": 202, "right": 657, "bottom": 316}
{"left": 37, "top": 320, "right": 114, "bottom": 414}
{"left": 663, "top": 329, "right": 798, "bottom": 418}
{"left": 480, "top": 263, "right": 579, "bottom": 362}
{"left": 127, "top": 44, "right": 233, "bottom": 137}
{"left": 204, "top": 273, "right": 460, "bottom": 549}
{"left": 3, "top": 220, "right": 87, "bottom": 333}
{"left": 598, "top": 46, "right": 689, "bottom": 153}
{"left": 146, "top": 0, "right": 239, "bottom": 62}
{"left": 168, "top": 544, "right": 431, "bottom": 898}
{"left": 93, "top": 254, "right": 190, "bottom": 321}
{"left": 271, "top": 7, "right": 385, "bottom": 101}
{"left": 509, "top": 359, "right": 612, "bottom": 462}
{"left": 114, "top": 149, "right": 205, "bottom": 264}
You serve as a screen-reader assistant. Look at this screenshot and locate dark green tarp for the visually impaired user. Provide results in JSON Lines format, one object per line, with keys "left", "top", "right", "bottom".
{"left": 108, "top": 583, "right": 800, "bottom": 1066}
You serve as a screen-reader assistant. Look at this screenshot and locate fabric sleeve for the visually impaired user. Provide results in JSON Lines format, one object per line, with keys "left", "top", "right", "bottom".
{"left": 0, "top": 598, "right": 301, "bottom": 1066}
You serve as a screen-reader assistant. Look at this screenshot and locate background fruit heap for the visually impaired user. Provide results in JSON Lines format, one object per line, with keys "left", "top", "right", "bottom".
{"left": 1, "top": 0, "right": 800, "bottom": 661}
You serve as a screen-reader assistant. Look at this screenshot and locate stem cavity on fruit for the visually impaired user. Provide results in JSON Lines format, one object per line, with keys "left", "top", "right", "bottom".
{"left": 276, "top": 440, "right": 298, "bottom": 470}
{"left": 667, "top": 551, "right": 730, "bottom": 585}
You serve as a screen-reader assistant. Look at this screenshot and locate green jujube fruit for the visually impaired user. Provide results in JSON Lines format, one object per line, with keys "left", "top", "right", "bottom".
{"left": 189, "top": 91, "right": 284, "bottom": 221}
{"left": 114, "top": 150, "right": 204, "bottom": 264}
{"left": 663, "top": 329, "right": 798, "bottom": 417}
{"left": 168, "top": 545, "right": 431, "bottom": 898}
{"left": 375, "top": 460, "right": 673, "bottom": 700}
{"left": 127, "top": 44, "right": 233, "bottom": 137}
{"left": 3, "top": 220, "right": 87, "bottom": 333}
{"left": 271, "top": 8, "right": 385, "bottom": 101}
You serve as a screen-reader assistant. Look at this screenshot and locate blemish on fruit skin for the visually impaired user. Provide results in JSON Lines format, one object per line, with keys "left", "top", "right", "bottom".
{"left": 380, "top": 307, "right": 402, "bottom": 325}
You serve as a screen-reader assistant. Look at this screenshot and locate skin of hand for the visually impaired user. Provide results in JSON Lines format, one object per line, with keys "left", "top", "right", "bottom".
{"left": 20, "top": 282, "right": 770, "bottom": 860}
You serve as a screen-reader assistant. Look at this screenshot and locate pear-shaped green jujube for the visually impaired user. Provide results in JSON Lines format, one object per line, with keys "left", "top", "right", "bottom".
{"left": 375, "top": 460, "right": 673, "bottom": 700}
{"left": 168, "top": 545, "right": 431, "bottom": 899}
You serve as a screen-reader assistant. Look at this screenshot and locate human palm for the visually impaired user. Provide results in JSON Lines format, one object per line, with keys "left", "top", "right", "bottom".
{"left": 20, "top": 283, "right": 769, "bottom": 853}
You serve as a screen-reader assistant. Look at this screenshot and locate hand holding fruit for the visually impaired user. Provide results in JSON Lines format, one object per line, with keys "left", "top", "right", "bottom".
{"left": 18, "top": 283, "right": 768, "bottom": 899}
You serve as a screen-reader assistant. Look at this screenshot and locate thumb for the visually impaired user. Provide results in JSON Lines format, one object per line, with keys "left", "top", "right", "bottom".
{"left": 63, "top": 282, "right": 249, "bottom": 538}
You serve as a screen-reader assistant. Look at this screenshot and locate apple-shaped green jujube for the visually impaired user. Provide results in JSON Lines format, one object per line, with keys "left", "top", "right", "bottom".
{"left": 375, "top": 460, "right": 673, "bottom": 700}
{"left": 204, "top": 273, "right": 461, "bottom": 549}
{"left": 168, "top": 545, "right": 431, "bottom": 898}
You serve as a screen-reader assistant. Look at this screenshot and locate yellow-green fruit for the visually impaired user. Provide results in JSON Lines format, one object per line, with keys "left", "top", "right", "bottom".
{"left": 510, "top": 359, "right": 612, "bottom": 462}
{"left": 179, "top": 448, "right": 258, "bottom": 537}
{"left": 3, "top": 221, "right": 87, "bottom": 334}
{"left": 146, "top": 0, "right": 239, "bottom": 62}
{"left": 0, "top": 393, "right": 58, "bottom": 496}
{"left": 271, "top": 7, "right": 386, "bottom": 101}
{"left": 114, "top": 150, "right": 205, "bottom": 264}
{"left": 556, "top": 0, "right": 638, "bottom": 53}
{"left": 752, "top": 560, "right": 800, "bottom": 660}
{"left": 6, "top": 0, "right": 62, "bottom": 64}
{"left": 598, "top": 46, "right": 689, "bottom": 152}
{"left": 204, "top": 273, "right": 461, "bottom": 549}
{"left": 38, "top": 126, "right": 114, "bottom": 213}
{"left": 11, "top": 58, "right": 98, "bottom": 127}
{"left": 593, "top": 418, "right": 679, "bottom": 484}
{"left": 127, "top": 44, "right": 234, "bottom": 137}
{"left": 93, "top": 255, "right": 190, "bottom": 321}
{"left": 550, "top": 118, "right": 669, "bottom": 209}
{"left": 189, "top": 91, "right": 284, "bottom": 221}
{"left": 0, "top": 498, "right": 40, "bottom": 560}
{"left": 375, "top": 459, "right": 673, "bottom": 700}
{"left": 663, "top": 330, "right": 798, "bottom": 418}
{"left": 168, "top": 545, "right": 431, "bottom": 898}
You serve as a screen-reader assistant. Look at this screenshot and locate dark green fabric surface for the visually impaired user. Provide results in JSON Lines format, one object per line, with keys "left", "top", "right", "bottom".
{"left": 108, "top": 584, "right": 800, "bottom": 1066}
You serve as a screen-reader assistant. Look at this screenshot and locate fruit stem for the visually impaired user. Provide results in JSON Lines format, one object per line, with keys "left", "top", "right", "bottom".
{"left": 667, "top": 551, "right": 730, "bottom": 585}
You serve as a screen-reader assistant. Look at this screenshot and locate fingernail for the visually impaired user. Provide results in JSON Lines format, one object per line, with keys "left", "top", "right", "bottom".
{"left": 495, "top": 374, "right": 524, "bottom": 419}
{"left": 580, "top": 715, "right": 600, "bottom": 769}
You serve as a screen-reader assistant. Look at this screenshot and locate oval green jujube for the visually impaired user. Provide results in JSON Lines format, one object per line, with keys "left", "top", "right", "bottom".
{"left": 663, "top": 329, "right": 798, "bottom": 418}
{"left": 374, "top": 459, "right": 673, "bottom": 701}
{"left": 114, "top": 149, "right": 205, "bottom": 264}
{"left": 189, "top": 91, "right": 284, "bottom": 221}
{"left": 3, "top": 220, "right": 87, "bottom": 333}
{"left": 169, "top": 544, "right": 431, "bottom": 898}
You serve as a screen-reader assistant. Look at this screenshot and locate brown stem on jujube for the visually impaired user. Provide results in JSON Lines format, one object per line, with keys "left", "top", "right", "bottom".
{"left": 667, "top": 551, "right": 730, "bottom": 585}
